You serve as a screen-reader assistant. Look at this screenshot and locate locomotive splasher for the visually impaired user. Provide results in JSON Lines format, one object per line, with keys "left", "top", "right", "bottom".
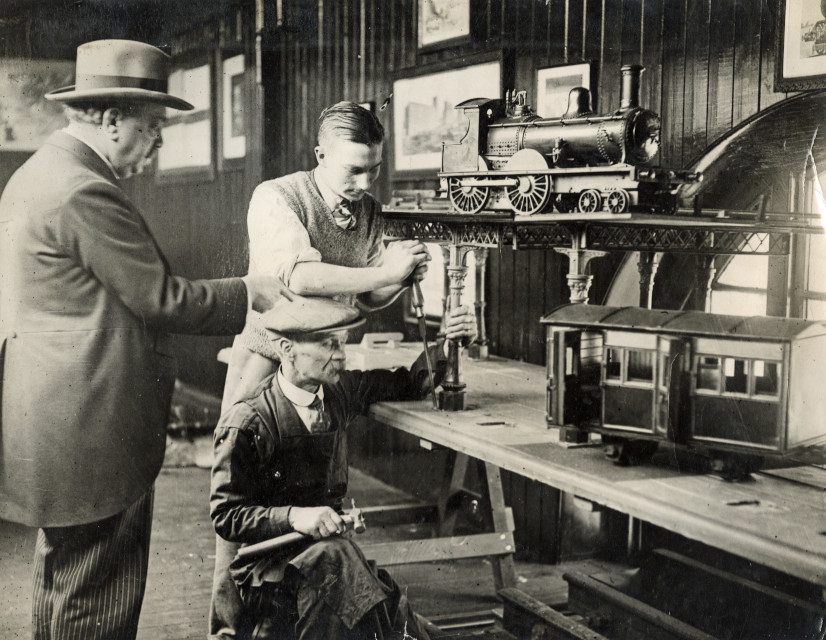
{"left": 440, "top": 64, "right": 700, "bottom": 216}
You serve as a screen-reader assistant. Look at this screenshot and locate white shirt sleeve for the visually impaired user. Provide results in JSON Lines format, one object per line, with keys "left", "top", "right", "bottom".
{"left": 246, "top": 182, "right": 323, "bottom": 285}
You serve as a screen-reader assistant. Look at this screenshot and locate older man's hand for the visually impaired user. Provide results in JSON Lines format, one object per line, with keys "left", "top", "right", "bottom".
{"left": 443, "top": 304, "right": 477, "bottom": 346}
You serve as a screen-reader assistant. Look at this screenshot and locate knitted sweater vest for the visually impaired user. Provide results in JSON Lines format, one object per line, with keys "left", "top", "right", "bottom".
{"left": 240, "top": 171, "right": 384, "bottom": 358}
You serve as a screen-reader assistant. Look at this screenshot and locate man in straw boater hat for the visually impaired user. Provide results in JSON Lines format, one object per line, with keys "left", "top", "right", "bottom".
{"left": 0, "top": 40, "right": 287, "bottom": 639}
{"left": 210, "top": 292, "right": 477, "bottom": 639}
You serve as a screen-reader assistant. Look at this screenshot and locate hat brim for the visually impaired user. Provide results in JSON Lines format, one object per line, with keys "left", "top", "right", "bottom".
{"left": 276, "top": 316, "right": 366, "bottom": 340}
{"left": 45, "top": 85, "right": 194, "bottom": 111}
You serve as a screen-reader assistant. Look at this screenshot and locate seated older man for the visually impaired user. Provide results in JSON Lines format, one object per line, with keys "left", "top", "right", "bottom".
{"left": 210, "top": 293, "right": 476, "bottom": 639}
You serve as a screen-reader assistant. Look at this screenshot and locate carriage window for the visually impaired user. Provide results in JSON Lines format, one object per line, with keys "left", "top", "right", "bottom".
{"left": 753, "top": 360, "right": 780, "bottom": 396}
{"left": 696, "top": 356, "right": 721, "bottom": 391}
{"left": 605, "top": 348, "right": 621, "bottom": 380}
{"left": 626, "top": 350, "right": 653, "bottom": 383}
{"left": 723, "top": 358, "right": 748, "bottom": 394}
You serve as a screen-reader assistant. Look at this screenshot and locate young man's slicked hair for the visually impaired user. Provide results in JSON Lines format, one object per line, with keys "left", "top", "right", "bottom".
{"left": 318, "top": 101, "right": 384, "bottom": 146}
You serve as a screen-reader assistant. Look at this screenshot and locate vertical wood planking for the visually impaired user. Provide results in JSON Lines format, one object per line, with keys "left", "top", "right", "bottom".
{"left": 659, "top": 0, "right": 687, "bottom": 167}
{"left": 732, "top": 0, "right": 762, "bottom": 127}
{"left": 599, "top": 0, "right": 622, "bottom": 115}
{"left": 706, "top": 0, "right": 735, "bottom": 146}
{"left": 683, "top": 0, "right": 710, "bottom": 164}
{"left": 640, "top": 0, "right": 664, "bottom": 127}
{"left": 759, "top": 0, "right": 785, "bottom": 110}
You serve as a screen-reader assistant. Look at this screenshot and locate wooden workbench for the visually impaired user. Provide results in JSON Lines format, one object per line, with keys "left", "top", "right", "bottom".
{"left": 348, "top": 342, "right": 826, "bottom": 591}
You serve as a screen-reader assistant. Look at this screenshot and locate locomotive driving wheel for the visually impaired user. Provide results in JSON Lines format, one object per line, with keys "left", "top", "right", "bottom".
{"left": 448, "top": 177, "right": 490, "bottom": 214}
{"left": 606, "top": 189, "right": 630, "bottom": 213}
{"left": 506, "top": 174, "right": 551, "bottom": 215}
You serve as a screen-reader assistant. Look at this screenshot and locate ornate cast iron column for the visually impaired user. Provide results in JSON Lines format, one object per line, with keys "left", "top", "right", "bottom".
{"left": 437, "top": 244, "right": 451, "bottom": 339}
{"left": 469, "top": 247, "right": 489, "bottom": 359}
{"left": 440, "top": 244, "right": 474, "bottom": 411}
{"left": 637, "top": 251, "right": 661, "bottom": 309}
{"left": 692, "top": 255, "right": 717, "bottom": 311}
{"left": 553, "top": 228, "right": 607, "bottom": 304}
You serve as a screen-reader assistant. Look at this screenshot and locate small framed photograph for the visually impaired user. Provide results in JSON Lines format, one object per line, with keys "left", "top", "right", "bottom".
{"left": 392, "top": 53, "right": 503, "bottom": 177}
{"left": 775, "top": 0, "right": 826, "bottom": 91}
{"left": 157, "top": 55, "right": 214, "bottom": 183}
{"left": 0, "top": 59, "right": 74, "bottom": 151}
{"left": 220, "top": 53, "right": 246, "bottom": 168}
{"left": 535, "top": 62, "right": 593, "bottom": 119}
{"left": 417, "top": 0, "right": 471, "bottom": 51}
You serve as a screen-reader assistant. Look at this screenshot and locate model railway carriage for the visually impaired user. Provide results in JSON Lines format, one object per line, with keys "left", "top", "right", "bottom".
{"left": 440, "top": 64, "right": 699, "bottom": 216}
{"left": 541, "top": 304, "right": 826, "bottom": 478}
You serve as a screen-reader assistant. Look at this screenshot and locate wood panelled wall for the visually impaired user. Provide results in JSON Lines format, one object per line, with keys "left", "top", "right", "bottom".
{"left": 261, "top": 0, "right": 791, "bottom": 561}
{"left": 0, "top": 0, "right": 798, "bottom": 559}
{"left": 267, "top": 0, "right": 789, "bottom": 369}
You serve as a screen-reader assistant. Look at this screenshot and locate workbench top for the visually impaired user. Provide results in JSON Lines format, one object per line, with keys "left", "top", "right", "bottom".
{"left": 347, "top": 342, "right": 826, "bottom": 589}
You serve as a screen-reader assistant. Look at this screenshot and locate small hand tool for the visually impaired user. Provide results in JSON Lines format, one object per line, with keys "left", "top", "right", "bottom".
{"left": 411, "top": 281, "right": 439, "bottom": 410}
{"left": 236, "top": 500, "right": 365, "bottom": 561}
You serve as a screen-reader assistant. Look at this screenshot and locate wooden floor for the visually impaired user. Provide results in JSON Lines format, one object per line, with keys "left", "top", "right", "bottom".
{"left": 0, "top": 464, "right": 617, "bottom": 640}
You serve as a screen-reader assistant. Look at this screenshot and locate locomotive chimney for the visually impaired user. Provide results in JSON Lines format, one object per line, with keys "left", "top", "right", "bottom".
{"left": 620, "top": 64, "right": 644, "bottom": 111}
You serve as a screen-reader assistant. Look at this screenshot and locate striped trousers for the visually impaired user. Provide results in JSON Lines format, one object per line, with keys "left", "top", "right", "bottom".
{"left": 32, "top": 489, "right": 154, "bottom": 640}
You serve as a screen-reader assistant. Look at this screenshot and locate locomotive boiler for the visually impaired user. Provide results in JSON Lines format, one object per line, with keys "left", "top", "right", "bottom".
{"left": 541, "top": 304, "right": 826, "bottom": 479}
{"left": 440, "top": 64, "right": 699, "bottom": 216}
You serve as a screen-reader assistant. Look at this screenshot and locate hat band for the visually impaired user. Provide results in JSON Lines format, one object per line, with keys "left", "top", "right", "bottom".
{"left": 76, "top": 73, "right": 168, "bottom": 93}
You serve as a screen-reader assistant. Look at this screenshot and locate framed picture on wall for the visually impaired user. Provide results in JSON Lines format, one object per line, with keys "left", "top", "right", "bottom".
{"left": 535, "top": 62, "right": 592, "bottom": 119}
{"left": 220, "top": 53, "right": 245, "bottom": 168}
{"left": 417, "top": 0, "right": 471, "bottom": 51}
{"left": 392, "top": 53, "right": 504, "bottom": 176}
{"left": 0, "top": 59, "right": 74, "bottom": 151}
{"left": 775, "top": 0, "right": 826, "bottom": 91}
{"left": 157, "top": 56, "right": 214, "bottom": 183}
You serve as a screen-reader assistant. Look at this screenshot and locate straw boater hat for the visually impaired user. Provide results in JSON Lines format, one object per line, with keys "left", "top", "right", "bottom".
{"left": 259, "top": 290, "right": 365, "bottom": 339}
{"left": 45, "top": 39, "right": 193, "bottom": 111}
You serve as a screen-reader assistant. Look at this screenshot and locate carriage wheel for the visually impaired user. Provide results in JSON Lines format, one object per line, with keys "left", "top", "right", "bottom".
{"left": 710, "top": 452, "right": 764, "bottom": 481}
{"left": 606, "top": 189, "right": 630, "bottom": 213}
{"left": 603, "top": 436, "right": 658, "bottom": 466}
{"left": 448, "top": 177, "right": 490, "bottom": 214}
{"left": 506, "top": 174, "right": 551, "bottom": 215}
{"left": 577, "top": 189, "right": 603, "bottom": 213}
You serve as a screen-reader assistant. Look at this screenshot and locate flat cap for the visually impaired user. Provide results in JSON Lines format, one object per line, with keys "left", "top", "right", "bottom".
{"left": 259, "top": 292, "right": 365, "bottom": 337}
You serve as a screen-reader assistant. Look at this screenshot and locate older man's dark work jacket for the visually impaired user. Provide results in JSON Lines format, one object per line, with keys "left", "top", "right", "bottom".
{"left": 210, "top": 347, "right": 444, "bottom": 632}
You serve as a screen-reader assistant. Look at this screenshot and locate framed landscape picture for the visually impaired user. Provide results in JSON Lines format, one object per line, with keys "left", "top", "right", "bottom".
{"left": 392, "top": 55, "right": 502, "bottom": 176}
{"left": 0, "top": 59, "right": 74, "bottom": 152}
{"left": 535, "top": 62, "right": 592, "bottom": 119}
{"left": 775, "top": 0, "right": 826, "bottom": 91}
{"left": 417, "top": 0, "right": 471, "bottom": 51}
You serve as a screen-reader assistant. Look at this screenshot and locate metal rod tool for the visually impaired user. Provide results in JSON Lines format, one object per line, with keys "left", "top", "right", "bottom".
{"left": 411, "top": 281, "right": 439, "bottom": 409}
{"left": 236, "top": 501, "right": 365, "bottom": 561}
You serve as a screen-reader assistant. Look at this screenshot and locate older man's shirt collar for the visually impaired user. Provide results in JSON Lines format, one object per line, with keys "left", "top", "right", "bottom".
{"left": 277, "top": 367, "right": 323, "bottom": 408}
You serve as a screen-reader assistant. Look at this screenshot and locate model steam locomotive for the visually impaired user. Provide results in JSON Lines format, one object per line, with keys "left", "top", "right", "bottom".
{"left": 440, "top": 65, "right": 699, "bottom": 216}
{"left": 541, "top": 304, "right": 826, "bottom": 479}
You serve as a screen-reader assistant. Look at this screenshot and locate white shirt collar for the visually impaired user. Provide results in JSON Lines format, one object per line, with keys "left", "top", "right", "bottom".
{"left": 312, "top": 168, "right": 344, "bottom": 210}
{"left": 63, "top": 128, "right": 119, "bottom": 179}
{"left": 277, "top": 367, "right": 324, "bottom": 407}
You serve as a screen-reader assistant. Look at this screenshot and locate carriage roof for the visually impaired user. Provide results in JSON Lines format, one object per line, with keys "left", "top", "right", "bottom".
{"left": 540, "top": 304, "right": 826, "bottom": 342}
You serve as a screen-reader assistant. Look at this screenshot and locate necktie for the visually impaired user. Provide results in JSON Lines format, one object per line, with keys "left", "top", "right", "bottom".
{"left": 308, "top": 395, "right": 331, "bottom": 433}
{"left": 331, "top": 200, "right": 358, "bottom": 230}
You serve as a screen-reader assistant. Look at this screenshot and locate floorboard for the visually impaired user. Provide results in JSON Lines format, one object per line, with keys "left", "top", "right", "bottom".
{"left": 0, "top": 465, "right": 608, "bottom": 639}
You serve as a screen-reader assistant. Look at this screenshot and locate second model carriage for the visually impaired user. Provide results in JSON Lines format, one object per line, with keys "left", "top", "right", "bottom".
{"left": 541, "top": 304, "right": 826, "bottom": 477}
